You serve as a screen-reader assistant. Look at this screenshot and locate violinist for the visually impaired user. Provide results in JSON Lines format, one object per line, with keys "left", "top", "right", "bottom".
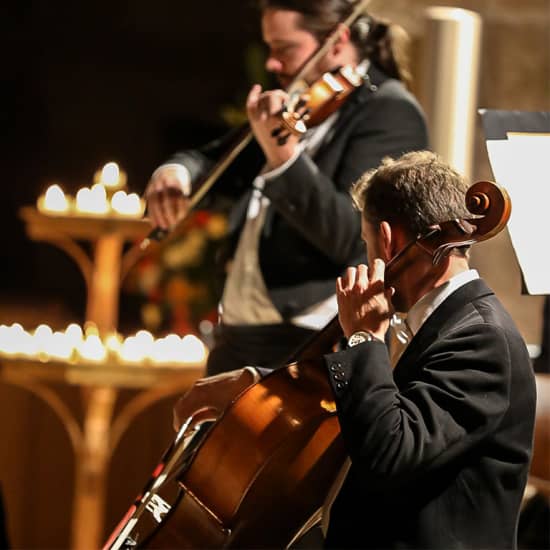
{"left": 325, "top": 150, "right": 536, "bottom": 549}
{"left": 145, "top": 0, "right": 428, "bottom": 376}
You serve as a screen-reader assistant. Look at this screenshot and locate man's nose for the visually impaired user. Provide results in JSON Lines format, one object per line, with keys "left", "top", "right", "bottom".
{"left": 265, "top": 56, "right": 282, "bottom": 74}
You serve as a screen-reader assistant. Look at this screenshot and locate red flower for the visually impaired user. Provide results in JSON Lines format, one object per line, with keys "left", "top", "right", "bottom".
{"left": 193, "top": 210, "right": 211, "bottom": 227}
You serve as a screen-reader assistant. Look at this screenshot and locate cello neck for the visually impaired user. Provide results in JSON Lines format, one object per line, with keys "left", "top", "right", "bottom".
{"left": 286, "top": 316, "right": 343, "bottom": 363}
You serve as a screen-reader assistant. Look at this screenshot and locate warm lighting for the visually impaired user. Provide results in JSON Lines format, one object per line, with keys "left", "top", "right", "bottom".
{"left": 35, "top": 162, "right": 145, "bottom": 219}
{"left": 0, "top": 322, "right": 208, "bottom": 367}
{"left": 101, "top": 162, "right": 120, "bottom": 188}
{"left": 94, "top": 161, "right": 127, "bottom": 190}
{"left": 150, "top": 334, "right": 208, "bottom": 365}
{"left": 38, "top": 184, "right": 71, "bottom": 214}
{"left": 65, "top": 323, "right": 83, "bottom": 343}
{"left": 105, "top": 333, "right": 123, "bottom": 355}
{"left": 111, "top": 190, "right": 145, "bottom": 217}
{"left": 75, "top": 184, "right": 110, "bottom": 215}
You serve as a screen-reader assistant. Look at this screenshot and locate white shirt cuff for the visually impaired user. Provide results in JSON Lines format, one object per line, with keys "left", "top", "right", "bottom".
{"left": 152, "top": 163, "right": 192, "bottom": 196}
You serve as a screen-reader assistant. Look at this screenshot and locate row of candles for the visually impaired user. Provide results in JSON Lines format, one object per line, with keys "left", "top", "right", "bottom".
{"left": 18, "top": 160, "right": 209, "bottom": 368}
{"left": 0, "top": 323, "right": 207, "bottom": 367}
{"left": 37, "top": 162, "right": 145, "bottom": 218}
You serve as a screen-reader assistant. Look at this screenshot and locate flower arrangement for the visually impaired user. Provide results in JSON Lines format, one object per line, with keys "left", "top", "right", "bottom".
{"left": 124, "top": 210, "right": 227, "bottom": 337}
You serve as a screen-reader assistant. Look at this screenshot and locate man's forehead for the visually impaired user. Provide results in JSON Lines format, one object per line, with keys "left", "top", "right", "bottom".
{"left": 262, "top": 9, "right": 304, "bottom": 37}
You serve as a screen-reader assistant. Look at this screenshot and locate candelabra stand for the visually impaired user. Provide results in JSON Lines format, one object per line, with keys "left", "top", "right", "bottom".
{"left": 0, "top": 207, "right": 206, "bottom": 550}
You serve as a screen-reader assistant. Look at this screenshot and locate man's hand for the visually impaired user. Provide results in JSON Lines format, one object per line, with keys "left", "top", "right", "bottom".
{"left": 145, "top": 165, "right": 191, "bottom": 230}
{"left": 246, "top": 84, "right": 300, "bottom": 169}
{"left": 336, "top": 259, "right": 393, "bottom": 340}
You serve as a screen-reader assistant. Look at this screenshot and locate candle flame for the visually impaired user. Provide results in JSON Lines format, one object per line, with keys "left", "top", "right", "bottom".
{"left": 75, "top": 185, "right": 109, "bottom": 215}
{"left": 111, "top": 190, "right": 145, "bottom": 216}
{"left": 101, "top": 162, "right": 120, "bottom": 188}
{"left": 39, "top": 184, "right": 70, "bottom": 214}
{"left": 36, "top": 162, "right": 144, "bottom": 218}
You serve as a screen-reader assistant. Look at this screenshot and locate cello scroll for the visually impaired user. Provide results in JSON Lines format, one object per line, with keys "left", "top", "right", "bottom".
{"left": 385, "top": 180, "right": 511, "bottom": 284}
{"left": 430, "top": 180, "right": 511, "bottom": 264}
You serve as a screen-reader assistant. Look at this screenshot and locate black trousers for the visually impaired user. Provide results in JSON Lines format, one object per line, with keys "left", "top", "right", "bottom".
{"left": 206, "top": 322, "right": 317, "bottom": 376}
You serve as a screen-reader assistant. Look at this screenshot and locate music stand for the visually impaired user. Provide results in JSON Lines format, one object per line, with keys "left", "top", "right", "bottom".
{"left": 479, "top": 109, "right": 550, "bottom": 295}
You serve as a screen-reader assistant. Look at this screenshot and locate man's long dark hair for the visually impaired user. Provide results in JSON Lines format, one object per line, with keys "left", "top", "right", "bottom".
{"left": 258, "top": 0, "right": 412, "bottom": 86}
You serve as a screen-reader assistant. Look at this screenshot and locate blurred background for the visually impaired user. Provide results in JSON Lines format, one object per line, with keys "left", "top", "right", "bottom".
{"left": 1, "top": 0, "right": 549, "bottom": 548}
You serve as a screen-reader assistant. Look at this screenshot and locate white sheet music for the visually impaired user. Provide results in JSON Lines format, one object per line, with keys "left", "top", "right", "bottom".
{"left": 485, "top": 133, "right": 550, "bottom": 294}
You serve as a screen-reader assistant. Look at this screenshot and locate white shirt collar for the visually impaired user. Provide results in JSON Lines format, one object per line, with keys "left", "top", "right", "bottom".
{"left": 406, "top": 269, "right": 479, "bottom": 337}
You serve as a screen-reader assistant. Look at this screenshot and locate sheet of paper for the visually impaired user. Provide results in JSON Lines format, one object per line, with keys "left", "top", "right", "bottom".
{"left": 485, "top": 133, "right": 550, "bottom": 294}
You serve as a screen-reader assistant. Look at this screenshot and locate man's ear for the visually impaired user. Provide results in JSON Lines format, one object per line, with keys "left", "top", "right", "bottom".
{"left": 380, "top": 221, "right": 410, "bottom": 261}
{"left": 331, "top": 23, "right": 350, "bottom": 55}
{"left": 379, "top": 221, "right": 394, "bottom": 261}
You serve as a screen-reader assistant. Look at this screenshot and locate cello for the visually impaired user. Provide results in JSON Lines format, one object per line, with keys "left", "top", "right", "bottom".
{"left": 104, "top": 179, "right": 511, "bottom": 549}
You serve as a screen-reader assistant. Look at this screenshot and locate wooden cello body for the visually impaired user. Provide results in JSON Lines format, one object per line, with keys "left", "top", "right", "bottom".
{"left": 105, "top": 355, "right": 346, "bottom": 549}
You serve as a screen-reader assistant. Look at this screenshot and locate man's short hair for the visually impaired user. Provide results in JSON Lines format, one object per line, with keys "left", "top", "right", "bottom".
{"left": 351, "top": 150, "right": 471, "bottom": 238}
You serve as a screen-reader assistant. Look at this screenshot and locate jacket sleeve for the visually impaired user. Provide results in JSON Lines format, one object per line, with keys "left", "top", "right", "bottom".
{"left": 324, "top": 322, "right": 511, "bottom": 489}
{"left": 261, "top": 86, "right": 428, "bottom": 265}
{"left": 165, "top": 127, "right": 265, "bottom": 203}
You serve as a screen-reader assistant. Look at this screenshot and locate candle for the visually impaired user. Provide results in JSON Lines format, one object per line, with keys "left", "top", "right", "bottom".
{"left": 94, "top": 162, "right": 127, "bottom": 191}
{"left": 0, "top": 323, "right": 208, "bottom": 367}
{"left": 38, "top": 184, "right": 71, "bottom": 214}
{"left": 75, "top": 184, "right": 109, "bottom": 215}
{"left": 111, "top": 190, "right": 145, "bottom": 217}
{"left": 35, "top": 162, "right": 147, "bottom": 218}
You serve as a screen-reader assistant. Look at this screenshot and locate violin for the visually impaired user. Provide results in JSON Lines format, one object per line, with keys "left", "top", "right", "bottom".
{"left": 104, "top": 180, "right": 511, "bottom": 549}
{"left": 271, "top": 64, "right": 366, "bottom": 146}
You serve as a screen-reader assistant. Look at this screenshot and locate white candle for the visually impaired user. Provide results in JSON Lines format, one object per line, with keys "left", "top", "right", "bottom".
{"left": 38, "top": 184, "right": 70, "bottom": 214}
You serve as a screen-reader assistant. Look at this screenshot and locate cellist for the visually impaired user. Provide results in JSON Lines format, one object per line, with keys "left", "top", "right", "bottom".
{"left": 325, "top": 150, "right": 536, "bottom": 548}
{"left": 144, "top": 0, "right": 428, "bottom": 377}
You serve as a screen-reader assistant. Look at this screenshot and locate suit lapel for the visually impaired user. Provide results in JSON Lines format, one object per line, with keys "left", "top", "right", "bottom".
{"left": 394, "top": 279, "right": 495, "bottom": 381}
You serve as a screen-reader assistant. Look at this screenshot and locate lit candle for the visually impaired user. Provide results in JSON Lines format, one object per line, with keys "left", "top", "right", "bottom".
{"left": 111, "top": 190, "right": 145, "bottom": 217}
{"left": 94, "top": 161, "right": 127, "bottom": 191}
{"left": 75, "top": 184, "right": 109, "bottom": 215}
{"left": 77, "top": 333, "right": 108, "bottom": 362}
{"left": 0, "top": 322, "right": 208, "bottom": 367}
{"left": 37, "top": 184, "right": 71, "bottom": 214}
{"left": 47, "top": 331, "right": 73, "bottom": 360}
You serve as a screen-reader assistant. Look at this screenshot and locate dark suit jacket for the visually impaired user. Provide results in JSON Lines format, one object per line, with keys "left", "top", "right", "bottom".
{"left": 324, "top": 279, "right": 536, "bottom": 549}
{"left": 168, "top": 66, "right": 428, "bottom": 319}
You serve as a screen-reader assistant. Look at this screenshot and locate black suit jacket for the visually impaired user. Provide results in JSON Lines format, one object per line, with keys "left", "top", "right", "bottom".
{"left": 324, "top": 279, "right": 536, "bottom": 549}
{"left": 168, "top": 66, "right": 428, "bottom": 318}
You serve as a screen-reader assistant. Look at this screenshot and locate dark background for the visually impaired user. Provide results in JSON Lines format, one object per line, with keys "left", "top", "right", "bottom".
{"left": 1, "top": 4, "right": 263, "bottom": 546}
{"left": 1, "top": 0, "right": 262, "bottom": 324}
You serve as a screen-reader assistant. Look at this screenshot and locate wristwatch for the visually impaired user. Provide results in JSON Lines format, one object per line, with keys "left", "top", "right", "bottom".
{"left": 347, "top": 331, "right": 377, "bottom": 347}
